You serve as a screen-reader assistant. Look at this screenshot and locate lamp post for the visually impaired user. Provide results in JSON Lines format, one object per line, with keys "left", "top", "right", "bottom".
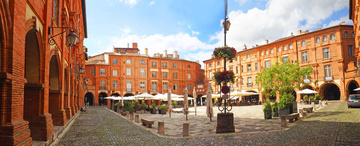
{"left": 221, "top": 0, "right": 231, "bottom": 114}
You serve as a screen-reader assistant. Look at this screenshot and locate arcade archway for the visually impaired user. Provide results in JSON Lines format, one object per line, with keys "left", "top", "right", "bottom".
{"left": 321, "top": 83, "right": 340, "bottom": 100}
{"left": 124, "top": 93, "right": 134, "bottom": 97}
{"left": 111, "top": 93, "right": 120, "bottom": 97}
{"left": 347, "top": 80, "right": 358, "bottom": 95}
{"left": 98, "top": 92, "right": 108, "bottom": 105}
{"left": 85, "top": 92, "right": 94, "bottom": 106}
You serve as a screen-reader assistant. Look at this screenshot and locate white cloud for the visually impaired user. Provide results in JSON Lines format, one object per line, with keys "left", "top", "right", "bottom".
{"left": 149, "top": 1, "right": 155, "bottom": 6}
{"left": 119, "top": 0, "right": 138, "bottom": 7}
{"left": 211, "top": 0, "right": 349, "bottom": 50}
{"left": 188, "top": 25, "right": 200, "bottom": 36}
{"left": 234, "top": 0, "right": 251, "bottom": 5}
{"left": 323, "top": 15, "right": 353, "bottom": 28}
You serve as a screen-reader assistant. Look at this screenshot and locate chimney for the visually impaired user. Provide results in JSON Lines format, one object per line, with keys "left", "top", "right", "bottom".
{"left": 265, "top": 40, "right": 268, "bottom": 44}
{"left": 127, "top": 43, "right": 129, "bottom": 48}
{"left": 132, "top": 43, "right": 138, "bottom": 48}
{"left": 145, "top": 48, "right": 148, "bottom": 56}
{"left": 174, "top": 51, "right": 179, "bottom": 59}
{"left": 196, "top": 60, "right": 199, "bottom": 63}
{"left": 305, "top": 30, "right": 309, "bottom": 34}
{"left": 243, "top": 44, "right": 247, "bottom": 50}
{"left": 291, "top": 32, "right": 293, "bottom": 36}
{"left": 318, "top": 27, "right": 322, "bottom": 30}
{"left": 340, "top": 21, "right": 345, "bottom": 25}
{"left": 297, "top": 30, "right": 302, "bottom": 35}
{"left": 164, "top": 49, "right": 167, "bottom": 58}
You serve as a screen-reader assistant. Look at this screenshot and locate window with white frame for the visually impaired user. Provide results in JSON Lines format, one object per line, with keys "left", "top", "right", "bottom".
{"left": 316, "top": 37, "right": 320, "bottom": 43}
{"left": 113, "top": 59, "right": 118, "bottom": 65}
{"left": 330, "top": 34, "right": 335, "bottom": 40}
{"left": 323, "top": 35, "right": 328, "bottom": 42}
{"left": 242, "top": 78, "right": 244, "bottom": 85}
{"left": 209, "top": 72, "right": 212, "bottom": 79}
{"left": 91, "top": 68, "right": 95, "bottom": 74}
{"left": 140, "top": 60, "right": 145, "bottom": 65}
{"left": 289, "top": 44, "right": 293, "bottom": 49}
{"left": 218, "top": 61, "right": 220, "bottom": 65}
{"left": 113, "top": 80, "right": 118, "bottom": 88}
{"left": 265, "top": 50, "right": 269, "bottom": 55}
{"left": 163, "top": 82, "right": 168, "bottom": 90}
{"left": 324, "top": 65, "right": 331, "bottom": 77}
{"left": 255, "top": 62, "right": 258, "bottom": 70}
{"left": 113, "top": 70, "right": 118, "bottom": 76}
{"left": 261, "top": 51, "right": 264, "bottom": 56}
{"left": 173, "top": 63, "right": 177, "bottom": 68}
{"left": 152, "top": 82, "right": 157, "bottom": 92}
{"left": 100, "top": 69, "right": 106, "bottom": 75}
{"left": 140, "top": 69, "right": 145, "bottom": 76}
{"left": 348, "top": 45, "right": 354, "bottom": 57}
{"left": 345, "top": 32, "right": 349, "bottom": 38}
{"left": 323, "top": 48, "right": 330, "bottom": 59}
{"left": 163, "top": 72, "right": 168, "bottom": 78}
{"left": 173, "top": 72, "right": 178, "bottom": 78}
{"left": 100, "top": 80, "right": 105, "bottom": 88}
{"left": 173, "top": 83, "right": 178, "bottom": 90}
{"left": 187, "top": 84, "right": 191, "bottom": 91}
{"left": 126, "top": 68, "right": 131, "bottom": 75}
{"left": 270, "top": 49, "right": 274, "bottom": 53}
{"left": 283, "top": 57, "right": 288, "bottom": 63}
{"left": 247, "top": 64, "right": 251, "bottom": 72}
{"left": 283, "top": 45, "right": 287, "bottom": 51}
{"left": 209, "top": 63, "right": 212, "bottom": 67}
{"left": 152, "top": 62, "right": 156, "bottom": 67}
{"left": 301, "top": 52, "right": 308, "bottom": 63}
{"left": 162, "top": 62, "right": 167, "bottom": 67}
{"left": 126, "top": 81, "right": 132, "bottom": 91}
{"left": 278, "top": 47, "right": 281, "bottom": 52}
{"left": 140, "top": 82, "right": 145, "bottom": 89}
{"left": 152, "top": 72, "right": 157, "bottom": 77}
{"left": 187, "top": 73, "right": 191, "bottom": 79}
{"left": 247, "top": 54, "right": 251, "bottom": 59}
{"left": 265, "top": 60, "right": 270, "bottom": 68}
{"left": 126, "top": 59, "right": 131, "bottom": 64}
{"left": 248, "top": 77, "right": 252, "bottom": 84}
{"left": 301, "top": 41, "right": 306, "bottom": 47}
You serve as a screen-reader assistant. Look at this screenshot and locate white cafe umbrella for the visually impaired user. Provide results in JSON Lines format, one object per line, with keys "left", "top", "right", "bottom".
{"left": 206, "top": 86, "right": 213, "bottom": 119}
{"left": 354, "top": 87, "right": 360, "bottom": 91}
{"left": 193, "top": 87, "right": 197, "bottom": 115}
{"left": 134, "top": 92, "right": 154, "bottom": 99}
{"left": 297, "top": 89, "right": 318, "bottom": 94}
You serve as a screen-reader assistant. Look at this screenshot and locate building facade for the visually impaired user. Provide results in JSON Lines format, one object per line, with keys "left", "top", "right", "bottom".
{"left": 0, "top": 0, "right": 88, "bottom": 145}
{"left": 204, "top": 24, "right": 357, "bottom": 102}
{"left": 350, "top": 0, "right": 360, "bottom": 73}
{"left": 85, "top": 43, "right": 206, "bottom": 106}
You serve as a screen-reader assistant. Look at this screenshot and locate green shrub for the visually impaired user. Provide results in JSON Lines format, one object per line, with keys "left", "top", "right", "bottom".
{"left": 309, "top": 95, "right": 315, "bottom": 101}
{"left": 271, "top": 101, "right": 278, "bottom": 110}
{"left": 124, "top": 101, "right": 134, "bottom": 113}
{"left": 315, "top": 94, "right": 321, "bottom": 100}
{"left": 172, "top": 100, "right": 177, "bottom": 106}
{"left": 150, "top": 102, "right": 156, "bottom": 109}
{"left": 278, "top": 93, "right": 294, "bottom": 110}
{"left": 263, "top": 99, "right": 272, "bottom": 112}
{"left": 114, "top": 102, "right": 122, "bottom": 107}
{"left": 303, "top": 95, "right": 308, "bottom": 100}
{"left": 140, "top": 102, "right": 147, "bottom": 110}
{"left": 158, "top": 104, "right": 168, "bottom": 111}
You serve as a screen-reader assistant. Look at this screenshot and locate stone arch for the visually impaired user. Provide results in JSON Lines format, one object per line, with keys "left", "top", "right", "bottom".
{"left": 111, "top": 93, "right": 120, "bottom": 97}
{"left": 49, "top": 55, "right": 65, "bottom": 126}
{"left": 320, "top": 83, "right": 340, "bottom": 100}
{"left": 25, "top": 29, "right": 40, "bottom": 83}
{"left": 49, "top": 55, "right": 60, "bottom": 90}
{"left": 301, "top": 85, "right": 313, "bottom": 90}
{"left": 124, "top": 93, "right": 134, "bottom": 97}
{"left": 346, "top": 80, "right": 359, "bottom": 96}
{"left": 98, "top": 92, "right": 108, "bottom": 105}
{"left": 0, "top": 1, "right": 11, "bottom": 72}
{"left": 84, "top": 92, "right": 94, "bottom": 106}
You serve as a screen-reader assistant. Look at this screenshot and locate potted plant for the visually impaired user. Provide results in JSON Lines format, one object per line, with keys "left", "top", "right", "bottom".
{"left": 172, "top": 100, "right": 178, "bottom": 108}
{"left": 150, "top": 102, "right": 157, "bottom": 114}
{"left": 271, "top": 102, "right": 279, "bottom": 117}
{"left": 213, "top": 70, "right": 235, "bottom": 85}
{"left": 263, "top": 99, "right": 272, "bottom": 119}
{"left": 278, "top": 93, "right": 294, "bottom": 116}
{"left": 158, "top": 104, "right": 168, "bottom": 114}
{"left": 114, "top": 102, "right": 122, "bottom": 112}
{"left": 303, "top": 95, "right": 309, "bottom": 104}
{"left": 213, "top": 46, "right": 237, "bottom": 61}
{"left": 123, "top": 101, "right": 134, "bottom": 113}
{"left": 140, "top": 102, "right": 147, "bottom": 111}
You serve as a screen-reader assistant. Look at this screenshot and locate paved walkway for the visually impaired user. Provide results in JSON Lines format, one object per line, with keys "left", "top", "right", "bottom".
{"left": 56, "top": 101, "right": 360, "bottom": 145}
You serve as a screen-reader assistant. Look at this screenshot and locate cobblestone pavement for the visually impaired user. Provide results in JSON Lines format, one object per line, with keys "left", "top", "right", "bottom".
{"left": 57, "top": 101, "right": 360, "bottom": 145}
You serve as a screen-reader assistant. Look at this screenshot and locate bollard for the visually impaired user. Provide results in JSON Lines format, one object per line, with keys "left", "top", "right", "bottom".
{"left": 135, "top": 115, "right": 140, "bottom": 123}
{"left": 281, "top": 115, "right": 287, "bottom": 128}
{"left": 158, "top": 122, "right": 165, "bottom": 134}
{"left": 303, "top": 111, "right": 308, "bottom": 117}
{"left": 130, "top": 113, "right": 134, "bottom": 121}
{"left": 183, "top": 123, "right": 190, "bottom": 137}
{"left": 125, "top": 111, "right": 130, "bottom": 118}
{"left": 311, "top": 102, "right": 316, "bottom": 111}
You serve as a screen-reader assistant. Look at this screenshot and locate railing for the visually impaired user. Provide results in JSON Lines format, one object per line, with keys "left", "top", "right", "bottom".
{"left": 99, "top": 86, "right": 106, "bottom": 90}
{"left": 325, "top": 76, "right": 333, "bottom": 81}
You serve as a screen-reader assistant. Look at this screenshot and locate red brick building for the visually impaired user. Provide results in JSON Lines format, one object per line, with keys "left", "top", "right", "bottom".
{"left": 85, "top": 43, "right": 206, "bottom": 105}
{"left": 204, "top": 24, "right": 356, "bottom": 101}
{"left": 0, "top": 0, "right": 87, "bottom": 145}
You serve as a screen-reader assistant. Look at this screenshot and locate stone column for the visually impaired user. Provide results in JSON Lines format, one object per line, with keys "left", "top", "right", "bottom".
{"left": 158, "top": 122, "right": 165, "bottom": 134}
{"left": 183, "top": 123, "right": 190, "bottom": 137}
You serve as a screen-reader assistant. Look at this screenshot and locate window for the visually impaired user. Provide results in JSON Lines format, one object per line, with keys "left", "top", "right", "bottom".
{"left": 261, "top": 51, "right": 264, "bottom": 56}
{"left": 323, "top": 36, "right": 328, "bottom": 42}
{"left": 173, "top": 73, "right": 178, "bottom": 78}
{"left": 53, "top": 0, "right": 59, "bottom": 25}
{"left": 255, "top": 62, "right": 258, "bottom": 70}
{"left": 126, "top": 68, "right": 131, "bottom": 75}
{"left": 209, "top": 63, "right": 212, "bottom": 67}
{"left": 283, "top": 57, "right": 288, "bottom": 63}
{"left": 289, "top": 44, "right": 293, "bottom": 49}
{"left": 302, "top": 52, "right": 308, "bottom": 63}
{"left": 188, "top": 65, "right": 191, "bottom": 68}
{"left": 283, "top": 45, "right": 287, "bottom": 51}
{"left": 324, "top": 65, "right": 331, "bottom": 77}
{"left": 247, "top": 77, "right": 252, "bottom": 84}
{"left": 218, "top": 61, "right": 220, "bottom": 65}
{"left": 265, "top": 50, "right": 269, "bottom": 55}
{"left": 209, "top": 72, "right": 212, "bottom": 79}
{"left": 330, "top": 34, "right": 335, "bottom": 40}
{"left": 126, "top": 59, "right": 131, "bottom": 64}
{"left": 278, "top": 47, "right": 281, "bottom": 52}
{"left": 91, "top": 68, "right": 95, "bottom": 74}
{"left": 162, "top": 62, "right": 167, "bottom": 67}
{"left": 236, "top": 66, "right": 238, "bottom": 74}
{"left": 152, "top": 72, "right": 157, "bottom": 77}
{"left": 242, "top": 78, "right": 244, "bottom": 85}
{"left": 348, "top": 45, "right": 354, "bottom": 57}
{"left": 316, "top": 37, "right": 320, "bottom": 43}
{"left": 345, "top": 32, "right": 349, "bottom": 38}
{"left": 152, "top": 62, "right": 156, "bottom": 67}
{"left": 100, "top": 80, "right": 106, "bottom": 90}
{"left": 113, "top": 80, "right": 118, "bottom": 88}
{"left": 173, "top": 63, "right": 177, "bottom": 68}
{"left": 270, "top": 49, "right": 274, "bottom": 53}
{"left": 113, "top": 70, "right": 118, "bottom": 76}
{"left": 173, "top": 83, "right": 178, "bottom": 90}
{"left": 100, "top": 69, "right": 106, "bottom": 75}
{"left": 140, "top": 60, "right": 145, "bottom": 65}
{"left": 113, "top": 59, "right": 118, "bottom": 65}
{"left": 247, "top": 64, "right": 251, "bottom": 72}
{"left": 187, "top": 73, "right": 191, "bottom": 79}
{"left": 187, "top": 84, "right": 191, "bottom": 91}
{"left": 140, "top": 69, "right": 145, "bottom": 76}
{"left": 352, "top": 32, "right": 354, "bottom": 38}
{"left": 163, "top": 72, "right": 168, "bottom": 78}
{"left": 247, "top": 54, "right": 251, "bottom": 59}
{"left": 323, "top": 48, "right": 330, "bottom": 59}
{"left": 265, "top": 60, "right": 270, "bottom": 68}
{"left": 241, "top": 65, "right": 244, "bottom": 72}
{"left": 140, "top": 82, "right": 145, "bottom": 89}
{"left": 126, "top": 81, "right": 132, "bottom": 92}
{"left": 301, "top": 41, "right": 306, "bottom": 47}
{"left": 230, "top": 67, "right": 233, "bottom": 71}
{"left": 152, "top": 82, "right": 157, "bottom": 92}
{"left": 163, "top": 82, "right": 168, "bottom": 90}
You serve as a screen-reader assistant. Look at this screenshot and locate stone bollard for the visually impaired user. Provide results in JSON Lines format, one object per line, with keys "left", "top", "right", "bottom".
{"left": 303, "top": 111, "right": 308, "bottom": 117}
{"left": 183, "top": 123, "right": 190, "bottom": 137}
{"left": 311, "top": 102, "right": 316, "bottom": 111}
{"left": 130, "top": 113, "right": 134, "bottom": 121}
{"left": 158, "top": 122, "right": 165, "bottom": 134}
{"left": 125, "top": 111, "right": 130, "bottom": 118}
{"left": 135, "top": 115, "right": 140, "bottom": 123}
{"left": 281, "top": 115, "right": 287, "bottom": 128}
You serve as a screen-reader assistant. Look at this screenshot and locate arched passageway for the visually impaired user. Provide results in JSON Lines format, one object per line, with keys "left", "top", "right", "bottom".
{"left": 124, "top": 93, "right": 134, "bottom": 97}
{"left": 99, "top": 92, "right": 108, "bottom": 105}
{"left": 85, "top": 92, "right": 94, "bottom": 106}
{"left": 111, "top": 93, "right": 120, "bottom": 97}
{"left": 49, "top": 55, "right": 64, "bottom": 125}
{"left": 347, "top": 80, "right": 358, "bottom": 95}
{"left": 321, "top": 83, "right": 340, "bottom": 100}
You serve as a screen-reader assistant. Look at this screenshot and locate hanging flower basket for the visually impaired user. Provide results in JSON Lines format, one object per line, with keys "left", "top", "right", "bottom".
{"left": 214, "top": 70, "right": 235, "bottom": 85}
{"left": 213, "top": 46, "right": 237, "bottom": 60}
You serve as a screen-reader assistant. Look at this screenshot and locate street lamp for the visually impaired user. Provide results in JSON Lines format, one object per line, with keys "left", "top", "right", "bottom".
{"left": 48, "top": 27, "right": 79, "bottom": 46}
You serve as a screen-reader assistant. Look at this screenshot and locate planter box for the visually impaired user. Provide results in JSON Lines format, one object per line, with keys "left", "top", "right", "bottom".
{"left": 216, "top": 113, "right": 235, "bottom": 133}
{"left": 159, "top": 110, "right": 167, "bottom": 114}
{"left": 264, "top": 109, "right": 272, "bottom": 119}
{"left": 272, "top": 108, "right": 279, "bottom": 117}
{"left": 150, "top": 109, "right": 157, "bottom": 114}
{"left": 279, "top": 108, "right": 290, "bottom": 117}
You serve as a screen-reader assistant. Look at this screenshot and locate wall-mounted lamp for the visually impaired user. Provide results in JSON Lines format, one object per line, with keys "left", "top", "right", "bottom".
{"left": 48, "top": 27, "right": 78, "bottom": 46}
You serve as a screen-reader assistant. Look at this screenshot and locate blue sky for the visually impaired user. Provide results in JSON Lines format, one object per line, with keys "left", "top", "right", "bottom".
{"left": 85, "top": 0, "right": 352, "bottom": 68}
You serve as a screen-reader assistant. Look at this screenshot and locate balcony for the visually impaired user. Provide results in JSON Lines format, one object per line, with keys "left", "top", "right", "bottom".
{"left": 303, "top": 79, "right": 310, "bottom": 83}
{"left": 325, "top": 76, "right": 333, "bottom": 81}
{"left": 99, "top": 86, "right": 106, "bottom": 90}
{"left": 247, "top": 83, "right": 253, "bottom": 87}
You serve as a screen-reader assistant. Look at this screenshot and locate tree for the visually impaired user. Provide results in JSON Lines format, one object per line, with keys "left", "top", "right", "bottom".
{"left": 256, "top": 58, "right": 312, "bottom": 109}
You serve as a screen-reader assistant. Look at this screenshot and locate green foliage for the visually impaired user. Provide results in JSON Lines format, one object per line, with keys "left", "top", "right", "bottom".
{"left": 172, "top": 100, "right": 178, "bottom": 106}
{"left": 303, "top": 95, "right": 309, "bottom": 100}
{"left": 114, "top": 102, "right": 122, "bottom": 107}
{"left": 271, "top": 101, "right": 278, "bottom": 110}
{"left": 150, "top": 102, "right": 156, "bottom": 109}
{"left": 256, "top": 58, "right": 312, "bottom": 109}
{"left": 214, "top": 98, "right": 218, "bottom": 104}
{"left": 213, "top": 46, "right": 236, "bottom": 61}
{"left": 158, "top": 104, "right": 168, "bottom": 111}
{"left": 309, "top": 95, "right": 315, "bottom": 101}
{"left": 315, "top": 94, "right": 321, "bottom": 100}
{"left": 123, "top": 101, "right": 134, "bottom": 113}
{"left": 140, "top": 102, "right": 147, "bottom": 110}
{"left": 263, "top": 99, "right": 272, "bottom": 112}
{"left": 213, "top": 70, "right": 235, "bottom": 85}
